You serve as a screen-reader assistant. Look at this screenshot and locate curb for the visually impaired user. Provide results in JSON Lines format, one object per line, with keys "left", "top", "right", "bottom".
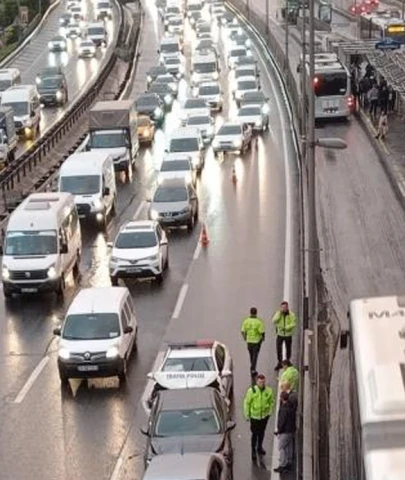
{"left": 0, "top": 0, "right": 62, "bottom": 68}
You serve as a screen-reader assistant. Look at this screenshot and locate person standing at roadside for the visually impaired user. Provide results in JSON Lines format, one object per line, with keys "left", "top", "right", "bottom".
{"left": 274, "top": 391, "right": 296, "bottom": 473}
{"left": 243, "top": 373, "right": 275, "bottom": 462}
{"left": 241, "top": 307, "right": 265, "bottom": 373}
{"left": 272, "top": 301, "right": 297, "bottom": 371}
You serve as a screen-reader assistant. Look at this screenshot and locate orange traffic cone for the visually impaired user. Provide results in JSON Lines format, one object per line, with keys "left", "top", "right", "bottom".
{"left": 231, "top": 166, "right": 237, "bottom": 184}
{"left": 200, "top": 224, "right": 209, "bottom": 247}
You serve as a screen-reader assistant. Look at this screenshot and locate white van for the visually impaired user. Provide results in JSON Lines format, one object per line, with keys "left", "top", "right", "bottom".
{"left": 59, "top": 151, "right": 116, "bottom": 228}
{"left": 158, "top": 37, "right": 182, "bottom": 63}
{"left": 86, "top": 22, "right": 108, "bottom": 47}
{"left": 167, "top": 127, "right": 205, "bottom": 171}
{"left": 54, "top": 286, "right": 138, "bottom": 385}
{"left": 1, "top": 85, "right": 41, "bottom": 139}
{"left": 1, "top": 192, "right": 82, "bottom": 299}
{"left": 191, "top": 52, "right": 220, "bottom": 86}
{"left": 0, "top": 68, "right": 21, "bottom": 97}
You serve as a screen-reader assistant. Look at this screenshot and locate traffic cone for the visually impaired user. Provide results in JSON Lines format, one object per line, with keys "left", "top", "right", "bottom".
{"left": 200, "top": 224, "right": 209, "bottom": 247}
{"left": 231, "top": 166, "right": 237, "bottom": 184}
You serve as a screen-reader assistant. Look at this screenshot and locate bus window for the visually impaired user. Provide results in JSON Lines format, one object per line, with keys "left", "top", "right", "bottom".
{"left": 313, "top": 72, "right": 348, "bottom": 97}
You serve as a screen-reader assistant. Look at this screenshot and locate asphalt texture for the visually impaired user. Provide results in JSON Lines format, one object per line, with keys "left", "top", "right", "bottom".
{"left": 240, "top": 0, "right": 405, "bottom": 478}
{"left": 3, "top": 0, "right": 119, "bottom": 158}
{"left": 0, "top": 1, "right": 300, "bottom": 479}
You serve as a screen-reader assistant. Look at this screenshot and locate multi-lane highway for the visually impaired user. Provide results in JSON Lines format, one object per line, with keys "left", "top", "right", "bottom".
{"left": 0, "top": 1, "right": 299, "bottom": 480}
{"left": 2, "top": 0, "right": 119, "bottom": 157}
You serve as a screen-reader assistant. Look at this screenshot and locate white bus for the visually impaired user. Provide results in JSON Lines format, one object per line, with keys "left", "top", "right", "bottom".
{"left": 340, "top": 296, "right": 405, "bottom": 480}
{"left": 299, "top": 52, "right": 354, "bottom": 120}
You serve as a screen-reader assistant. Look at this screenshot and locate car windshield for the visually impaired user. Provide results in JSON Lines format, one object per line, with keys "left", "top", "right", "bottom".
{"left": 170, "top": 138, "right": 199, "bottom": 152}
{"left": 88, "top": 27, "right": 105, "bottom": 35}
{"left": 60, "top": 175, "right": 100, "bottom": 195}
{"left": 161, "top": 160, "right": 190, "bottom": 172}
{"left": 161, "top": 44, "right": 179, "bottom": 53}
{"left": 170, "top": 18, "right": 182, "bottom": 25}
{"left": 3, "top": 102, "right": 28, "bottom": 116}
{"left": 188, "top": 3, "right": 201, "bottom": 11}
{"left": 239, "top": 107, "right": 261, "bottom": 116}
{"left": 90, "top": 131, "right": 126, "bottom": 148}
{"left": 81, "top": 41, "right": 94, "bottom": 47}
{"left": 238, "top": 80, "right": 257, "bottom": 90}
{"left": 243, "top": 93, "right": 264, "bottom": 102}
{"left": 165, "top": 58, "right": 180, "bottom": 65}
{"left": 69, "top": 23, "right": 80, "bottom": 29}
{"left": 5, "top": 230, "right": 58, "bottom": 256}
{"left": 39, "top": 77, "right": 61, "bottom": 89}
{"left": 115, "top": 231, "right": 157, "bottom": 249}
{"left": 0, "top": 80, "right": 12, "bottom": 91}
{"left": 150, "top": 84, "right": 169, "bottom": 93}
{"left": 162, "top": 356, "right": 215, "bottom": 371}
{"left": 137, "top": 96, "right": 159, "bottom": 107}
{"left": 198, "top": 41, "right": 213, "bottom": 49}
{"left": 52, "top": 36, "right": 65, "bottom": 42}
{"left": 314, "top": 72, "right": 348, "bottom": 96}
{"left": 187, "top": 115, "right": 210, "bottom": 125}
{"left": 185, "top": 100, "right": 206, "bottom": 108}
{"left": 154, "top": 185, "right": 188, "bottom": 202}
{"left": 236, "top": 69, "right": 254, "bottom": 78}
{"left": 218, "top": 125, "right": 240, "bottom": 135}
{"left": 63, "top": 313, "right": 120, "bottom": 340}
{"left": 199, "top": 85, "right": 219, "bottom": 95}
{"left": 98, "top": 2, "right": 110, "bottom": 8}
{"left": 155, "top": 408, "right": 221, "bottom": 436}
{"left": 230, "top": 48, "right": 246, "bottom": 57}
{"left": 194, "top": 62, "right": 216, "bottom": 73}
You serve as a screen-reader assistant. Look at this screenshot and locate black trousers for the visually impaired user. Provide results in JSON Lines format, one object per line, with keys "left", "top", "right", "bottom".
{"left": 250, "top": 416, "right": 269, "bottom": 452}
{"left": 276, "top": 335, "right": 292, "bottom": 363}
{"left": 247, "top": 343, "right": 261, "bottom": 371}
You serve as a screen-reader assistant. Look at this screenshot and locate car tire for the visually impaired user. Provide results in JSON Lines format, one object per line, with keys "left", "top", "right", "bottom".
{"left": 111, "top": 196, "right": 117, "bottom": 217}
{"left": 59, "top": 369, "right": 69, "bottom": 385}
{"left": 56, "top": 275, "right": 65, "bottom": 299}
{"left": 164, "top": 253, "right": 169, "bottom": 270}
{"left": 155, "top": 271, "right": 164, "bottom": 284}
{"left": 187, "top": 215, "right": 195, "bottom": 232}
{"left": 118, "top": 358, "right": 128, "bottom": 385}
{"left": 3, "top": 285, "right": 12, "bottom": 300}
{"left": 73, "top": 253, "right": 80, "bottom": 278}
{"left": 110, "top": 276, "right": 119, "bottom": 286}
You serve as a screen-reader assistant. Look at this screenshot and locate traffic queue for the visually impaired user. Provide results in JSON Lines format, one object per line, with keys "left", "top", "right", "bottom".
{"left": 0, "top": 0, "right": 273, "bottom": 477}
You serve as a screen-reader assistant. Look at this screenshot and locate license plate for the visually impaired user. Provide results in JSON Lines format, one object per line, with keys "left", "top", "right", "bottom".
{"left": 79, "top": 214, "right": 86, "bottom": 219}
{"left": 21, "top": 288, "right": 37, "bottom": 293}
{"left": 78, "top": 365, "right": 99, "bottom": 372}
{"left": 127, "top": 267, "right": 142, "bottom": 273}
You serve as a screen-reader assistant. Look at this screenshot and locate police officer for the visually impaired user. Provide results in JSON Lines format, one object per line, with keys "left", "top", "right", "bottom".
{"left": 272, "top": 301, "right": 297, "bottom": 370}
{"left": 243, "top": 373, "right": 275, "bottom": 461}
{"left": 280, "top": 359, "right": 299, "bottom": 392}
{"left": 241, "top": 307, "right": 265, "bottom": 373}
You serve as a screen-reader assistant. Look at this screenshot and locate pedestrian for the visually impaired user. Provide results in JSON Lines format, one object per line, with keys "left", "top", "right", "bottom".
{"left": 375, "top": 111, "right": 388, "bottom": 140}
{"left": 280, "top": 359, "right": 299, "bottom": 392}
{"left": 280, "top": 380, "right": 298, "bottom": 412}
{"left": 379, "top": 82, "right": 389, "bottom": 114}
{"left": 241, "top": 307, "right": 265, "bottom": 373}
{"left": 388, "top": 86, "right": 396, "bottom": 112}
{"left": 273, "top": 391, "right": 296, "bottom": 473}
{"left": 272, "top": 301, "right": 297, "bottom": 371}
{"left": 368, "top": 84, "right": 379, "bottom": 120}
{"left": 243, "top": 373, "right": 275, "bottom": 461}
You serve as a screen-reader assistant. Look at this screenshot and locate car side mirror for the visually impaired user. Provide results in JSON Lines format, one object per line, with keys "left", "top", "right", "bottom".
{"left": 103, "top": 187, "right": 110, "bottom": 196}
{"left": 258, "top": 85, "right": 261, "bottom": 90}
{"left": 161, "top": 239, "right": 168, "bottom": 245}
{"left": 340, "top": 330, "right": 349, "bottom": 349}
{"left": 60, "top": 243, "right": 68, "bottom": 254}
{"left": 157, "top": 49, "right": 160, "bottom": 53}
{"left": 106, "top": 242, "right": 113, "bottom": 248}
{"left": 147, "top": 372, "right": 154, "bottom": 379}
{"left": 53, "top": 327, "right": 61, "bottom": 336}
{"left": 124, "top": 326, "right": 133, "bottom": 334}
{"left": 221, "top": 369, "right": 232, "bottom": 377}
{"left": 226, "top": 421, "right": 236, "bottom": 431}
{"left": 141, "top": 426, "right": 150, "bottom": 436}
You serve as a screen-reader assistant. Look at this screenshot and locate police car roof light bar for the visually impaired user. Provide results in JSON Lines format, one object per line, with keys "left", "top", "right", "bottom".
{"left": 168, "top": 340, "right": 215, "bottom": 349}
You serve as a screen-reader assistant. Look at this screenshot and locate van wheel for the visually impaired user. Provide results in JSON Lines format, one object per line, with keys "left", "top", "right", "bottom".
{"left": 111, "top": 197, "right": 117, "bottom": 217}
{"left": 118, "top": 358, "right": 128, "bottom": 385}
{"left": 110, "top": 276, "right": 118, "bottom": 286}
{"left": 59, "top": 369, "right": 69, "bottom": 385}
{"left": 164, "top": 254, "right": 169, "bottom": 270}
{"left": 73, "top": 254, "right": 80, "bottom": 278}
{"left": 187, "top": 215, "right": 195, "bottom": 232}
{"left": 56, "top": 275, "right": 65, "bottom": 299}
{"left": 3, "top": 285, "right": 12, "bottom": 300}
{"left": 124, "top": 163, "right": 132, "bottom": 182}
{"left": 155, "top": 271, "right": 164, "bottom": 284}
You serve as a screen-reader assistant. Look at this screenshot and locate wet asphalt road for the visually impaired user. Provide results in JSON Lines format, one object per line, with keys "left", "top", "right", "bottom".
{"left": 0, "top": 2, "right": 300, "bottom": 480}
{"left": 2, "top": 0, "right": 119, "bottom": 158}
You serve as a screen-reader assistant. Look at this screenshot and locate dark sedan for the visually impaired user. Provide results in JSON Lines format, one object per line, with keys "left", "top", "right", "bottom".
{"left": 135, "top": 93, "right": 165, "bottom": 127}
{"left": 147, "top": 66, "right": 169, "bottom": 87}
{"left": 142, "top": 387, "right": 235, "bottom": 467}
{"left": 148, "top": 83, "right": 175, "bottom": 111}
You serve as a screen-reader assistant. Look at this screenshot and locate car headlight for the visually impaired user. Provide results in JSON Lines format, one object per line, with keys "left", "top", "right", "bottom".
{"left": 144, "top": 254, "right": 159, "bottom": 262}
{"left": 47, "top": 266, "right": 57, "bottom": 279}
{"left": 262, "top": 104, "right": 270, "bottom": 114}
{"left": 233, "top": 139, "right": 242, "bottom": 148}
{"left": 164, "top": 94, "right": 172, "bottom": 104}
{"left": 192, "top": 73, "right": 198, "bottom": 82}
{"left": 179, "top": 65, "right": 185, "bottom": 74}
{"left": 255, "top": 119, "right": 262, "bottom": 126}
{"left": 212, "top": 138, "right": 220, "bottom": 148}
{"left": 212, "top": 71, "right": 219, "bottom": 80}
{"left": 2, "top": 266, "right": 10, "bottom": 280}
{"left": 48, "top": 41, "right": 53, "bottom": 49}
{"left": 185, "top": 172, "right": 192, "bottom": 184}
{"left": 245, "top": 39, "right": 251, "bottom": 47}
{"left": 207, "top": 125, "right": 214, "bottom": 135}
{"left": 56, "top": 91, "right": 63, "bottom": 100}
{"left": 147, "top": 75, "right": 152, "bottom": 83}
{"left": 154, "top": 107, "right": 163, "bottom": 118}
{"left": 150, "top": 209, "right": 159, "bottom": 220}
{"left": 106, "top": 346, "right": 119, "bottom": 358}
{"left": 180, "top": 206, "right": 191, "bottom": 213}
{"left": 36, "top": 77, "right": 41, "bottom": 85}
{"left": 92, "top": 198, "right": 103, "bottom": 210}
{"left": 110, "top": 256, "right": 120, "bottom": 263}
{"left": 59, "top": 348, "right": 70, "bottom": 360}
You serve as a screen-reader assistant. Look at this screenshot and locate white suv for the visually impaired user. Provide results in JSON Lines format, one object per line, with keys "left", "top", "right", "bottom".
{"left": 109, "top": 221, "right": 169, "bottom": 285}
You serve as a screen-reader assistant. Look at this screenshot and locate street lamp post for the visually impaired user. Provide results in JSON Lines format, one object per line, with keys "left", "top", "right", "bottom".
{"left": 301, "top": 3, "right": 307, "bottom": 141}
{"left": 266, "top": 0, "right": 269, "bottom": 39}
{"left": 285, "top": 0, "right": 289, "bottom": 71}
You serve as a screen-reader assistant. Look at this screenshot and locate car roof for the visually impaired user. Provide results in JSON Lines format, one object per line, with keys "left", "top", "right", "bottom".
{"left": 120, "top": 220, "right": 157, "bottom": 232}
{"left": 137, "top": 93, "right": 160, "bottom": 100}
{"left": 142, "top": 453, "right": 215, "bottom": 480}
{"left": 158, "top": 387, "right": 216, "bottom": 410}
{"left": 157, "top": 178, "right": 188, "bottom": 188}
{"left": 67, "top": 287, "right": 129, "bottom": 315}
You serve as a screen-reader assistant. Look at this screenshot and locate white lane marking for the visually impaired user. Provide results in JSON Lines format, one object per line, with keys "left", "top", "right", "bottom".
{"left": 193, "top": 241, "right": 202, "bottom": 260}
{"left": 110, "top": 457, "right": 124, "bottom": 480}
{"left": 13, "top": 356, "right": 50, "bottom": 404}
{"left": 172, "top": 283, "right": 189, "bottom": 319}
{"left": 134, "top": 200, "right": 146, "bottom": 220}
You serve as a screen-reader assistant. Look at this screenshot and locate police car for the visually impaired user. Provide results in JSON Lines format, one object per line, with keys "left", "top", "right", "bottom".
{"left": 146, "top": 340, "right": 233, "bottom": 408}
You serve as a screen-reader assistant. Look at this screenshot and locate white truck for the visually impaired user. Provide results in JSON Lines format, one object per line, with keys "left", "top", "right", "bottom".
{"left": 0, "top": 106, "right": 18, "bottom": 165}
{"left": 87, "top": 100, "right": 140, "bottom": 179}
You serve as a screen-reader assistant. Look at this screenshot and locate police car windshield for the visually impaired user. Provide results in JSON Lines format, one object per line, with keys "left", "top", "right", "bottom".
{"left": 60, "top": 175, "right": 100, "bottom": 195}
{"left": 162, "top": 356, "right": 215, "bottom": 371}
{"left": 63, "top": 313, "right": 120, "bottom": 340}
{"left": 5, "top": 230, "right": 57, "bottom": 256}
{"left": 155, "top": 408, "right": 221, "bottom": 436}
{"left": 115, "top": 231, "right": 157, "bottom": 249}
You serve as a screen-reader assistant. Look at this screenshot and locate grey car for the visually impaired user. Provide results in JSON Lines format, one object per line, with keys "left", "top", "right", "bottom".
{"left": 142, "top": 453, "right": 231, "bottom": 480}
{"left": 142, "top": 388, "right": 235, "bottom": 467}
{"left": 149, "top": 178, "right": 199, "bottom": 231}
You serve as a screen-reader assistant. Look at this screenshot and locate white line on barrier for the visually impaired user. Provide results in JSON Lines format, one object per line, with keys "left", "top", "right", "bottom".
{"left": 13, "top": 356, "right": 49, "bottom": 404}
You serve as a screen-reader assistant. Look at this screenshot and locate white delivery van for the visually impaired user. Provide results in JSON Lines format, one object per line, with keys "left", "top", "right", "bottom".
{"left": 1, "top": 192, "right": 82, "bottom": 299}
{"left": 1, "top": 85, "right": 41, "bottom": 139}
{"left": 191, "top": 52, "right": 219, "bottom": 86}
{"left": 158, "top": 37, "right": 182, "bottom": 63}
{"left": 58, "top": 151, "right": 116, "bottom": 228}
{"left": 0, "top": 68, "right": 21, "bottom": 98}
{"left": 54, "top": 286, "right": 138, "bottom": 385}
{"left": 167, "top": 127, "right": 205, "bottom": 171}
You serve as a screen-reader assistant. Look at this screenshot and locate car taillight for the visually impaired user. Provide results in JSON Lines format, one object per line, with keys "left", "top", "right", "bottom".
{"left": 348, "top": 95, "right": 355, "bottom": 111}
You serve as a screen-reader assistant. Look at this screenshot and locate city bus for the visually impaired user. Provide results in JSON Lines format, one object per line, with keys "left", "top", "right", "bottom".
{"left": 340, "top": 296, "right": 405, "bottom": 480}
{"left": 360, "top": 10, "right": 405, "bottom": 43}
{"left": 298, "top": 52, "right": 354, "bottom": 120}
